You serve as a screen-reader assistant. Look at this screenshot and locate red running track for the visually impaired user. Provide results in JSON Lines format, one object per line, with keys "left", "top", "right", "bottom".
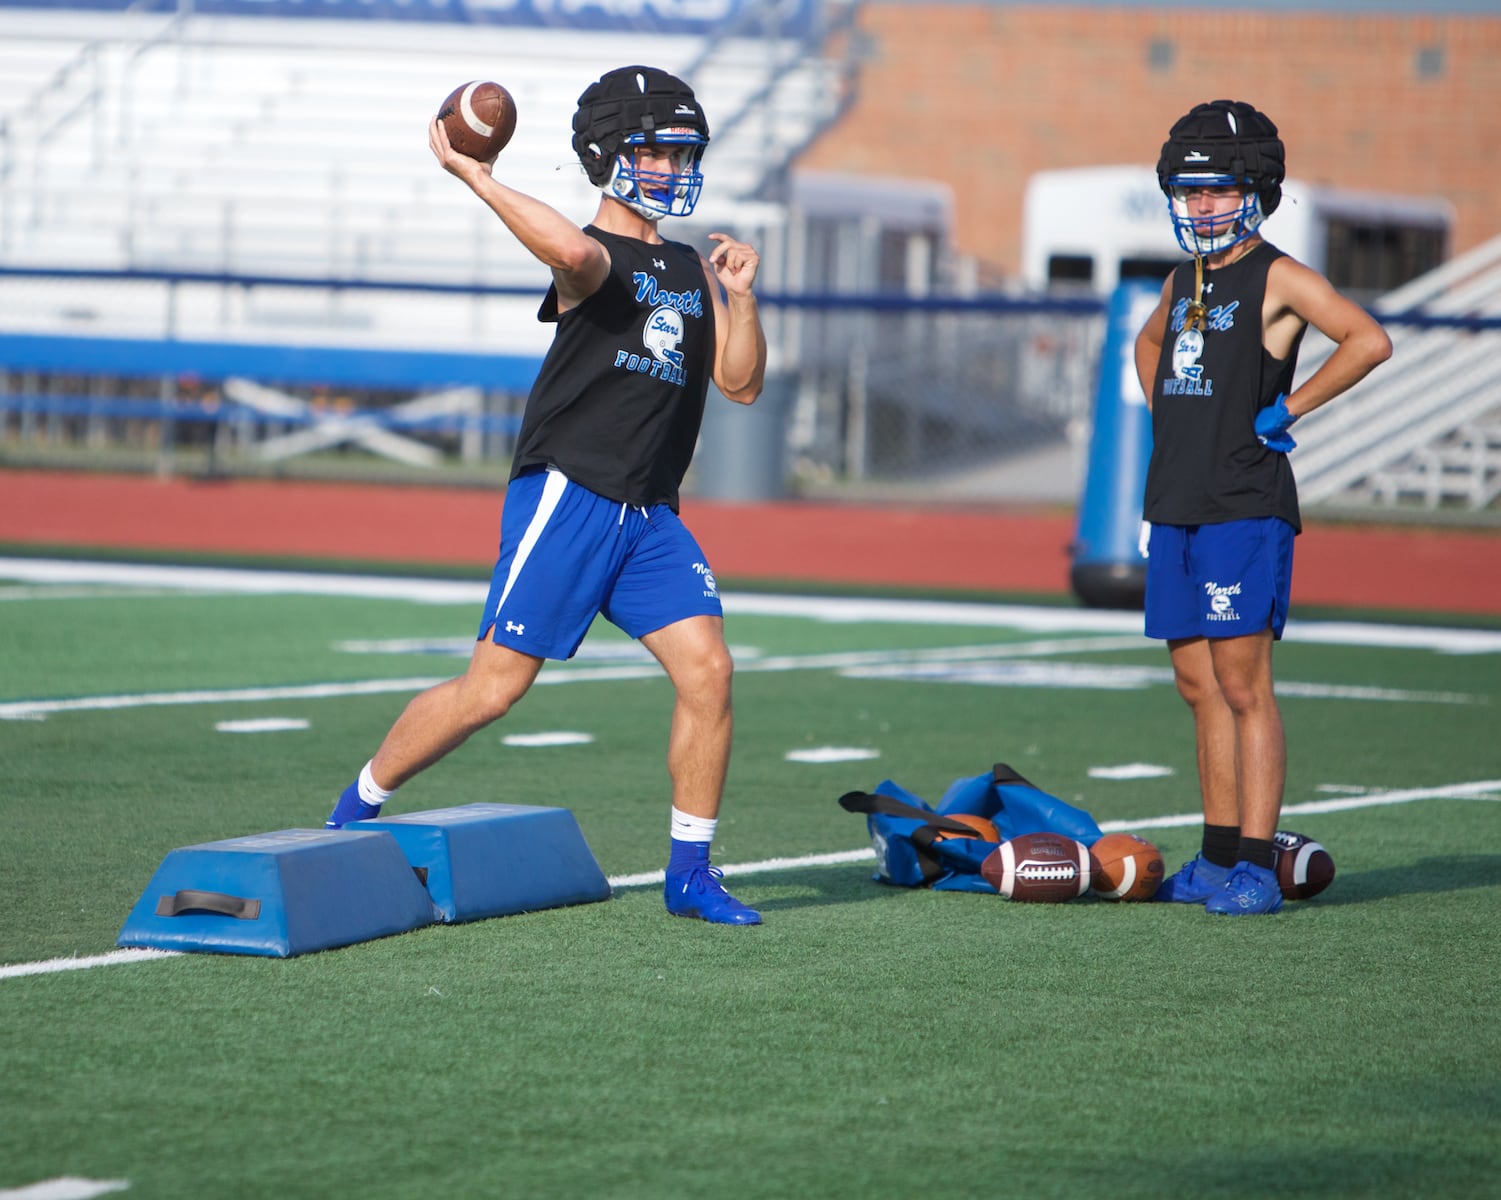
{"left": 1, "top": 469, "right": 1496, "bottom": 617}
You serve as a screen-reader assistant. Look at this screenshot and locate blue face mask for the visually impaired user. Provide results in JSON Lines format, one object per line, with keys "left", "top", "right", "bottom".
{"left": 606, "top": 129, "right": 707, "bottom": 220}
{"left": 1167, "top": 175, "right": 1266, "bottom": 255}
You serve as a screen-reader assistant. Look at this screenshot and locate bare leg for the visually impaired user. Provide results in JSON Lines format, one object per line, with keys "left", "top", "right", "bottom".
{"left": 639, "top": 614, "right": 758, "bottom": 925}
{"left": 368, "top": 637, "right": 545, "bottom": 790}
{"left": 1207, "top": 627, "right": 1285, "bottom": 840}
{"left": 1168, "top": 636, "right": 1240, "bottom": 827}
{"left": 639, "top": 614, "right": 734, "bottom": 819}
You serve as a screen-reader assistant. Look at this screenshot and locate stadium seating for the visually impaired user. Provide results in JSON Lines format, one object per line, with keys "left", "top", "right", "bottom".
{"left": 0, "top": 7, "right": 851, "bottom": 353}
{"left": 1291, "top": 231, "right": 1501, "bottom": 511}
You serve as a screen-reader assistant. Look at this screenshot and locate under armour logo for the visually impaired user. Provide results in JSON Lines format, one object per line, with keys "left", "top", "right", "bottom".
{"left": 1203, "top": 282, "right": 1214, "bottom": 295}
{"left": 505, "top": 620, "right": 525, "bottom": 635}
{"left": 652, "top": 258, "right": 666, "bottom": 270}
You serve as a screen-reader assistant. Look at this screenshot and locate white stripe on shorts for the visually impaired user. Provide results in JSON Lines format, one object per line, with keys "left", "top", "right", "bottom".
{"left": 492, "top": 467, "right": 569, "bottom": 623}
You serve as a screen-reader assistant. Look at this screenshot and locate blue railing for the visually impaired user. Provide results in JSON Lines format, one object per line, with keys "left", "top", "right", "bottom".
{"left": 1, "top": 264, "right": 1491, "bottom": 324}
{"left": 2, "top": 264, "right": 1495, "bottom": 481}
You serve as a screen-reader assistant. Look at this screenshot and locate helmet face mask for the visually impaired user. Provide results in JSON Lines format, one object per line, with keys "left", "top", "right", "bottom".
{"left": 1157, "top": 100, "right": 1285, "bottom": 256}
{"left": 607, "top": 128, "right": 706, "bottom": 219}
{"left": 572, "top": 66, "right": 709, "bottom": 220}
{"left": 1167, "top": 176, "right": 1264, "bottom": 256}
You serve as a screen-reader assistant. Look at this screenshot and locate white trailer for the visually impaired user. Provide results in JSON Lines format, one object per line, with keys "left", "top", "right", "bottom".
{"left": 1021, "top": 164, "right": 1453, "bottom": 301}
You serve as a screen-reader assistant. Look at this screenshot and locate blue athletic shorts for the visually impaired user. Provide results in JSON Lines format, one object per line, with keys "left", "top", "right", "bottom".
{"left": 477, "top": 466, "right": 723, "bottom": 660}
{"left": 1143, "top": 516, "right": 1295, "bottom": 641}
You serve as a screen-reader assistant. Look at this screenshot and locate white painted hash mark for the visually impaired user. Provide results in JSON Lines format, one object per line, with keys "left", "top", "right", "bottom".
{"left": 1088, "top": 763, "right": 1175, "bottom": 780}
{"left": 0, "top": 1179, "right": 130, "bottom": 1199}
{"left": 502, "top": 732, "right": 595, "bottom": 747}
{"left": 784, "top": 747, "right": 881, "bottom": 763}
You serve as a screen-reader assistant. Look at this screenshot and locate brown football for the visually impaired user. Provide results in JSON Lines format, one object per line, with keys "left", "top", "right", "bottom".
{"left": 1273, "top": 830, "right": 1336, "bottom": 900}
{"left": 1088, "top": 832, "right": 1164, "bottom": 902}
{"left": 437, "top": 81, "right": 517, "bottom": 162}
{"left": 980, "top": 832, "right": 1091, "bottom": 902}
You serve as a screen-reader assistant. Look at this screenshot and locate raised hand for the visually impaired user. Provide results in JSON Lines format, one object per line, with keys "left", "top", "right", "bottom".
{"left": 706, "top": 233, "right": 759, "bottom": 296}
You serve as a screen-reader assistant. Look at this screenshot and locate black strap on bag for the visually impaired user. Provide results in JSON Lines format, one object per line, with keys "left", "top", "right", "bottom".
{"left": 838, "top": 790, "right": 987, "bottom": 884}
{"left": 837, "top": 790, "right": 985, "bottom": 834}
{"left": 993, "top": 762, "right": 1036, "bottom": 789}
{"left": 841, "top": 773, "right": 1033, "bottom": 827}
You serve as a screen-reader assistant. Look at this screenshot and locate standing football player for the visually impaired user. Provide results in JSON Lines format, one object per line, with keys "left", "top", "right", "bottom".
{"left": 1133, "top": 100, "right": 1391, "bottom": 915}
{"left": 324, "top": 65, "right": 768, "bottom": 925}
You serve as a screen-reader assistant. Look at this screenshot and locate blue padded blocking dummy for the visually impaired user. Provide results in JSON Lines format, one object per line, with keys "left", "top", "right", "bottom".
{"left": 351, "top": 803, "right": 612, "bottom": 923}
{"left": 1070, "top": 278, "right": 1160, "bottom": 610}
{"left": 117, "top": 828, "right": 438, "bottom": 958}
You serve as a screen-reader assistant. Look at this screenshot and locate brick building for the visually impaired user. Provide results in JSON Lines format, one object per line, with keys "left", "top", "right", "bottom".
{"left": 795, "top": 2, "right": 1501, "bottom": 284}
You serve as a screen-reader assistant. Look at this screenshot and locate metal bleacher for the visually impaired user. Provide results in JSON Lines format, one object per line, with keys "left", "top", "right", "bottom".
{"left": 0, "top": 5, "right": 853, "bottom": 357}
{"left": 1290, "top": 232, "right": 1501, "bottom": 515}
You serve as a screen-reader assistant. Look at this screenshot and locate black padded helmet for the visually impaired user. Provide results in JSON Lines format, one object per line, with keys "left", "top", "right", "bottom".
{"left": 1157, "top": 99, "right": 1284, "bottom": 213}
{"left": 1156, "top": 99, "right": 1286, "bottom": 253}
{"left": 571, "top": 66, "right": 710, "bottom": 217}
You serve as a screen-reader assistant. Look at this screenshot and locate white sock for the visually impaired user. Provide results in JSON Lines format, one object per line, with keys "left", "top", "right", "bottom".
{"left": 358, "top": 761, "right": 394, "bottom": 808}
{"left": 670, "top": 807, "right": 717, "bottom": 843}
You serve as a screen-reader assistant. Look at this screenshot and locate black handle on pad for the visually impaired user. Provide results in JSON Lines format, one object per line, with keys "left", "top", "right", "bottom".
{"left": 155, "top": 889, "right": 262, "bottom": 920}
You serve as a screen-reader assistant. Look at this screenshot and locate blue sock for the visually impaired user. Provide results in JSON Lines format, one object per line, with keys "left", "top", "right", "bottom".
{"left": 668, "top": 838, "right": 710, "bottom": 875}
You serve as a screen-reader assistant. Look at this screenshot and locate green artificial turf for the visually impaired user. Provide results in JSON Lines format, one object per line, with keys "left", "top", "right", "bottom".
{"left": 2, "top": 571, "right": 1498, "bottom": 1198}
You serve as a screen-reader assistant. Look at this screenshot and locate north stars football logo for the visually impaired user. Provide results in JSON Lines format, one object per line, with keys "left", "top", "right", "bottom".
{"left": 1170, "top": 325, "right": 1207, "bottom": 390}
{"left": 612, "top": 270, "right": 703, "bottom": 387}
{"left": 1204, "top": 580, "right": 1242, "bottom": 621}
{"left": 1163, "top": 298, "right": 1240, "bottom": 397}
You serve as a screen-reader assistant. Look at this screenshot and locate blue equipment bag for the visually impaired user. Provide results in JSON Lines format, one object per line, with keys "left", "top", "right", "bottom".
{"left": 840, "top": 763, "right": 1104, "bottom": 893}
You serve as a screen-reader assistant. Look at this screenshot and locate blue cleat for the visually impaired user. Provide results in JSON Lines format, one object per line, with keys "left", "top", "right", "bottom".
{"left": 665, "top": 866, "right": 762, "bottom": 925}
{"left": 1205, "top": 862, "right": 1284, "bottom": 915}
{"left": 1154, "top": 854, "right": 1232, "bottom": 904}
{"left": 324, "top": 780, "right": 383, "bottom": 830}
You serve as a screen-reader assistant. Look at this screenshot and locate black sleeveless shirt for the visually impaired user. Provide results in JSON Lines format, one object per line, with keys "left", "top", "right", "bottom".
{"left": 1143, "top": 242, "right": 1304, "bottom": 532}
{"left": 510, "top": 226, "right": 716, "bottom": 511}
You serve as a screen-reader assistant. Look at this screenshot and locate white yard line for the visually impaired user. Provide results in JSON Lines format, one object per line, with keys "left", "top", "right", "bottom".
{"left": 0, "top": 948, "right": 182, "bottom": 980}
{"left": 0, "top": 631, "right": 1484, "bottom": 721}
{"left": 3, "top": 659, "right": 1476, "bottom": 722}
{"left": 0, "top": 636, "right": 1143, "bottom": 721}
{"left": 1, "top": 557, "right": 1498, "bottom": 653}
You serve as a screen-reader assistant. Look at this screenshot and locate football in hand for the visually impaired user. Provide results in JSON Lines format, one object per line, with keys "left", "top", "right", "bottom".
{"left": 1088, "top": 832, "right": 1164, "bottom": 902}
{"left": 981, "top": 832, "right": 1091, "bottom": 902}
{"left": 1273, "top": 830, "right": 1336, "bottom": 900}
{"left": 437, "top": 81, "right": 517, "bottom": 162}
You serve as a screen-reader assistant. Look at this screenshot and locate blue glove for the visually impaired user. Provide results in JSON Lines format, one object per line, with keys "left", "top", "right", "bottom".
{"left": 1255, "top": 394, "right": 1299, "bottom": 453}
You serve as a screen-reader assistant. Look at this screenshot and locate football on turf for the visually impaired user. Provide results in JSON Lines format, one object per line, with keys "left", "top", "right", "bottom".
{"left": 1273, "top": 830, "right": 1336, "bottom": 900}
{"left": 437, "top": 80, "right": 517, "bottom": 162}
{"left": 1088, "top": 832, "right": 1164, "bottom": 902}
{"left": 981, "top": 832, "right": 1090, "bottom": 902}
{"left": 933, "top": 813, "right": 1001, "bottom": 843}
